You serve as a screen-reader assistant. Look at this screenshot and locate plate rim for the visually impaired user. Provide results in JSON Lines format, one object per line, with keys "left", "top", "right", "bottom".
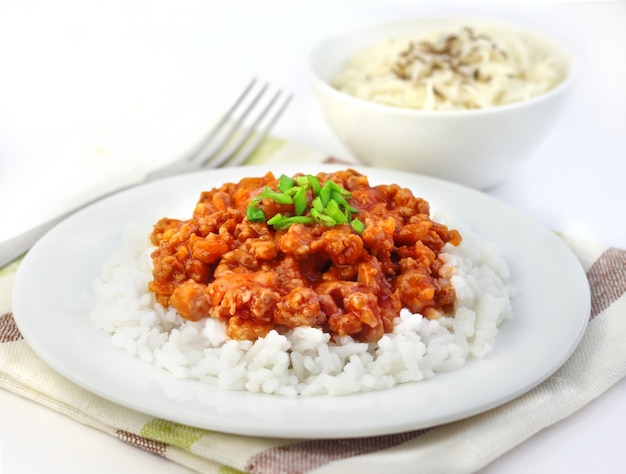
{"left": 11, "top": 164, "right": 591, "bottom": 438}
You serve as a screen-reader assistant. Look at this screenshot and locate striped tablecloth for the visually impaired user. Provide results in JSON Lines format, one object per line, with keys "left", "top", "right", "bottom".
{"left": 1, "top": 139, "right": 625, "bottom": 473}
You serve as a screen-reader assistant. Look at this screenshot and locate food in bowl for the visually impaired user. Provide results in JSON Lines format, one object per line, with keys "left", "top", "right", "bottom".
{"left": 332, "top": 25, "right": 564, "bottom": 110}
{"left": 88, "top": 169, "right": 513, "bottom": 396}
{"left": 309, "top": 18, "right": 576, "bottom": 189}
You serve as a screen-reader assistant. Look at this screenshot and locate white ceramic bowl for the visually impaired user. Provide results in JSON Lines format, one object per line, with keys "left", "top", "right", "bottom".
{"left": 308, "top": 17, "right": 577, "bottom": 189}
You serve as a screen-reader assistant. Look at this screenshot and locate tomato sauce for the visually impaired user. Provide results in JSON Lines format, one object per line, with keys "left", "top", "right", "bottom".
{"left": 149, "top": 169, "right": 461, "bottom": 342}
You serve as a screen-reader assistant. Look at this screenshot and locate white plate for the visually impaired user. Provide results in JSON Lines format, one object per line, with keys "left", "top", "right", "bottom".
{"left": 12, "top": 164, "right": 590, "bottom": 439}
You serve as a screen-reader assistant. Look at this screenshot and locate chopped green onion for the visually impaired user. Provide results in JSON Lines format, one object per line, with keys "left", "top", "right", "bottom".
{"left": 246, "top": 206, "right": 266, "bottom": 222}
{"left": 319, "top": 181, "right": 332, "bottom": 207}
{"left": 324, "top": 200, "right": 348, "bottom": 224}
{"left": 267, "top": 213, "right": 314, "bottom": 230}
{"left": 312, "top": 196, "right": 324, "bottom": 214}
{"left": 260, "top": 186, "right": 293, "bottom": 205}
{"left": 275, "top": 216, "right": 314, "bottom": 230}
{"left": 293, "top": 185, "right": 308, "bottom": 216}
{"left": 245, "top": 173, "right": 361, "bottom": 232}
{"left": 266, "top": 213, "right": 284, "bottom": 225}
{"left": 350, "top": 217, "right": 365, "bottom": 234}
{"left": 311, "top": 208, "right": 336, "bottom": 226}
{"left": 306, "top": 175, "right": 322, "bottom": 195}
{"left": 278, "top": 174, "right": 295, "bottom": 192}
{"left": 330, "top": 190, "right": 359, "bottom": 214}
{"left": 329, "top": 180, "right": 352, "bottom": 198}
{"left": 284, "top": 186, "right": 300, "bottom": 197}
{"left": 285, "top": 216, "right": 315, "bottom": 225}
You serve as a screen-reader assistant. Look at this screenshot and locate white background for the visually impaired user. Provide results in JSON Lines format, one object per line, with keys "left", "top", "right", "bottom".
{"left": 1, "top": 0, "right": 625, "bottom": 473}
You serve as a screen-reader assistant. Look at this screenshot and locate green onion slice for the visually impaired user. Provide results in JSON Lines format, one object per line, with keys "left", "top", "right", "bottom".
{"left": 350, "top": 217, "right": 365, "bottom": 234}
{"left": 306, "top": 175, "right": 322, "bottom": 195}
{"left": 311, "top": 208, "right": 336, "bottom": 227}
{"left": 260, "top": 186, "right": 293, "bottom": 205}
{"left": 312, "top": 196, "right": 324, "bottom": 214}
{"left": 324, "top": 200, "right": 348, "bottom": 224}
{"left": 246, "top": 206, "right": 266, "bottom": 222}
{"left": 319, "top": 181, "right": 332, "bottom": 206}
{"left": 293, "top": 185, "right": 308, "bottom": 216}
{"left": 246, "top": 173, "right": 362, "bottom": 232}
{"left": 269, "top": 215, "right": 315, "bottom": 230}
{"left": 278, "top": 174, "right": 295, "bottom": 192}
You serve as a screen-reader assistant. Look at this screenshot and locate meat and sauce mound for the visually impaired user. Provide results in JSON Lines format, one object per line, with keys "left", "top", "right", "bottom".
{"left": 148, "top": 169, "right": 461, "bottom": 343}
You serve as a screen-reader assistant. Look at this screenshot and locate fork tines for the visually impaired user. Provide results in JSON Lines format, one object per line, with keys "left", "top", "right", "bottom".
{"left": 189, "top": 78, "right": 292, "bottom": 169}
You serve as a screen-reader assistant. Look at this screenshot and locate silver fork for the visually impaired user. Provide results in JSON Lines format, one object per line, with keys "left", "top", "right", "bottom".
{"left": 0, "top": 79, "right": 292, "bottom": 268}
{"left": 148, "top": 79, "right": 292, "bottom": 179}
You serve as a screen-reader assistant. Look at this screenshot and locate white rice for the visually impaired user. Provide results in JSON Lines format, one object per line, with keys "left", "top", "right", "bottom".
{"left": 332, "top": 26, "right": 563, "bottom": 110}
{"left": 87, "top": 222, "right": 513, "bottom": 397}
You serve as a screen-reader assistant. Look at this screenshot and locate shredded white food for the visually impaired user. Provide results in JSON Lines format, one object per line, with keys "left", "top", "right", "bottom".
{"left": 332, "top": 26, "right": 563, "bottom": 110}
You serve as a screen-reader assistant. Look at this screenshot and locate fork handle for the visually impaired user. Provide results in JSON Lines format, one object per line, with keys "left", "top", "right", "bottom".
{"left": 0, "top": 213, "right": 70, "bottom": 268}
{"left": 0, "top": 183, "right": 134, "bottom": 268}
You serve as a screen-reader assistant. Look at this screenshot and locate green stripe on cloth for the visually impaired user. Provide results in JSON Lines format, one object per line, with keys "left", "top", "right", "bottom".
{"left": 0, "top": 258, "right": 21, "bottom": 278}
{"left": 141, "top": 419, "right": 213, "bottom": 450}
{"left": 218, "top": 466, "right": 247, "bottom": 474}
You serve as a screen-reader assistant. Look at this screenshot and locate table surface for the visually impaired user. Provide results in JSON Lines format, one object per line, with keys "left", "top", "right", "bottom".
{"left": 1, "top": 1, "right": 625, "bottom": 473}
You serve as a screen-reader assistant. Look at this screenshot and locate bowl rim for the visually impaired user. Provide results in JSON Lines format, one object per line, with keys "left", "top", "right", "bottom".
{"left": 308, "top": 15, "right": 578, "bottom": 118}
